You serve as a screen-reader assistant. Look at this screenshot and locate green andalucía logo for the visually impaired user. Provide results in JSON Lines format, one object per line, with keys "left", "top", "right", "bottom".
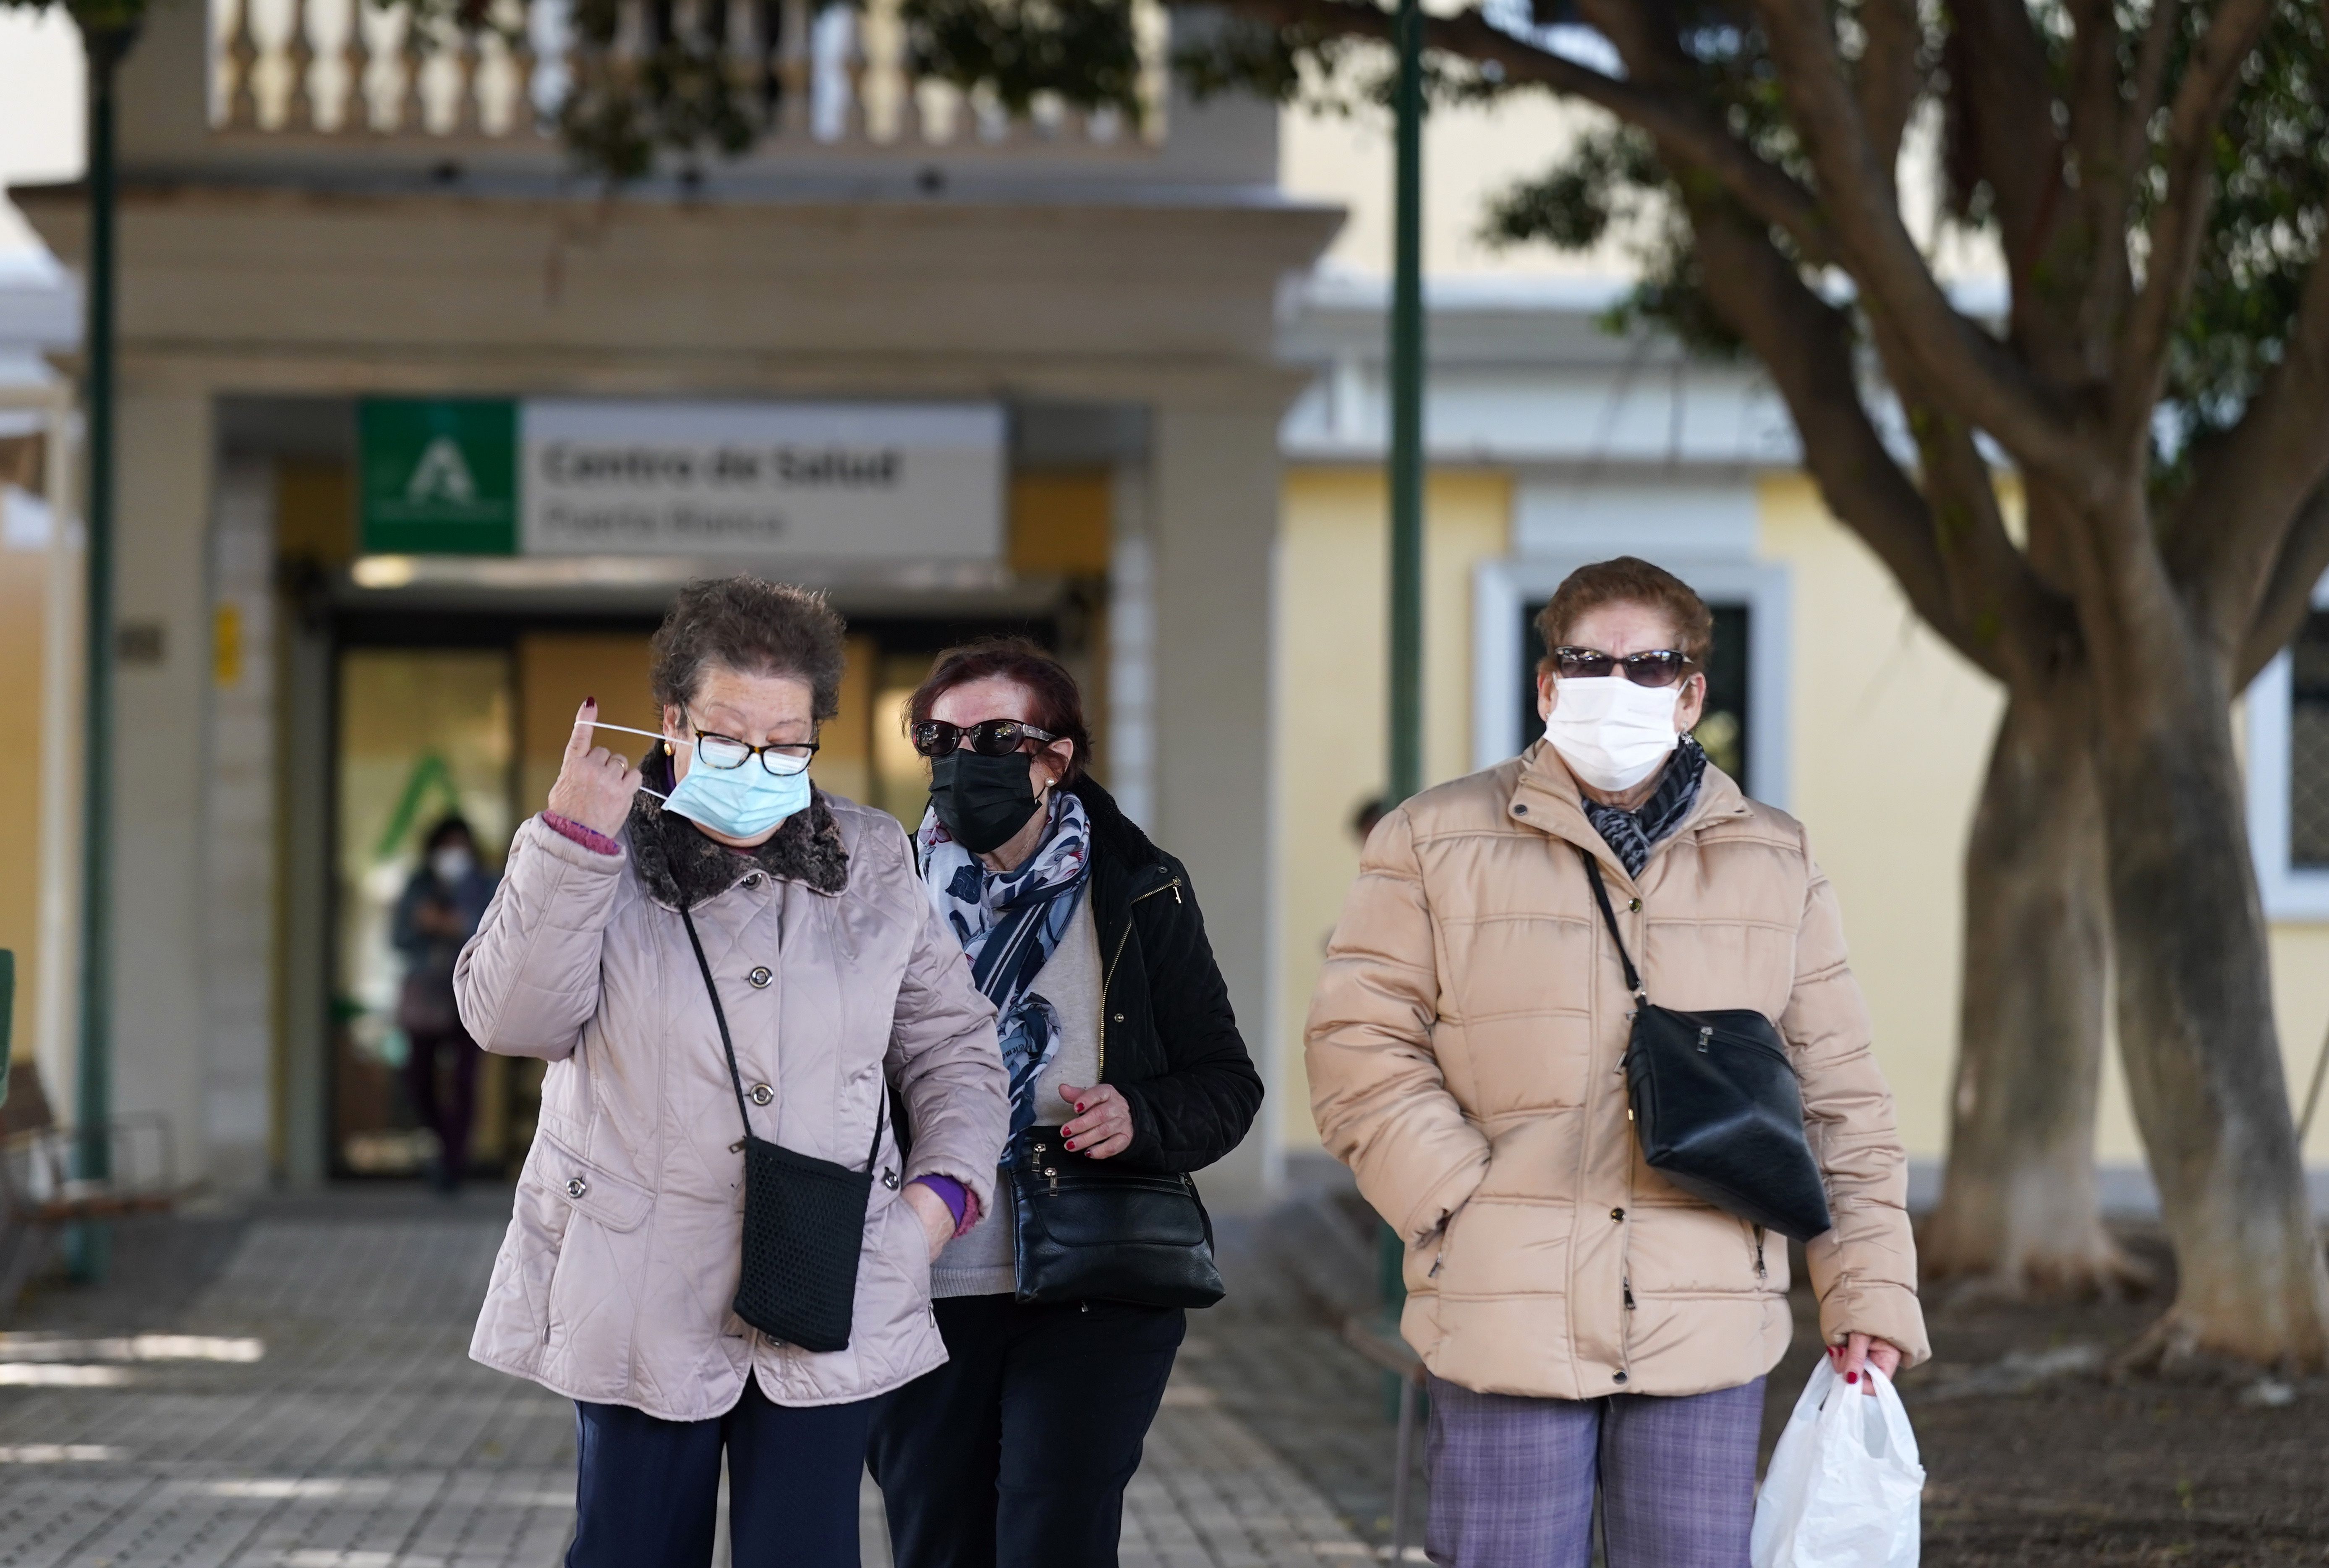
{"left": 359, "top": 398, "right": 518, "bottom": 556}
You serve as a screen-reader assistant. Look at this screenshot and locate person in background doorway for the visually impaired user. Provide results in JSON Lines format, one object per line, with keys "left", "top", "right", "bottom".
{"left": 1307, "top": 557, "right": 1928, "bottom": 1568}
{"left": 867, "top": 638, "right": 1263, "bottom": 1568}
{"left": 392, "top": 815, "right": 497, "bottom": 1194}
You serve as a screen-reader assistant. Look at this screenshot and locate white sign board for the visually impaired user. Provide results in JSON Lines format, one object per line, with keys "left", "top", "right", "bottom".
{"left": 519, "top": 400, "right": 1006, "bottom": 563}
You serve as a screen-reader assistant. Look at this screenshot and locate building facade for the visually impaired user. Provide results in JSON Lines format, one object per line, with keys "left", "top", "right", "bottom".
{"left": 6, "top": 0, "right": 1335, "bottom": 1206}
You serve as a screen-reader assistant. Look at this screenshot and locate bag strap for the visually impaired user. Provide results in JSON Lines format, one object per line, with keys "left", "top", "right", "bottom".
{"left": 679, "top": 902, "right": 889, "bottom": 1172}
{"left": 1576, "top": 848, "right": 1648, "bottom": 1004}
{"left": 680, "top": 904, "right": 756, "bottom": 1138}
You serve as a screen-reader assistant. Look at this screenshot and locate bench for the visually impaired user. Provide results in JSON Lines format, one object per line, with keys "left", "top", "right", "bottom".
{"left": 0, "top": 956, "right": 182, "bottom": 1312}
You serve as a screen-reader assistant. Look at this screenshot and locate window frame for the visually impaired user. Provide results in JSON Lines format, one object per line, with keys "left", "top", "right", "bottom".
{"left": 2245, "top": 572, "right": 2329, "bottom": 922}
{"left": 1471, "top": 554, "right": 1794, "bottom": 808}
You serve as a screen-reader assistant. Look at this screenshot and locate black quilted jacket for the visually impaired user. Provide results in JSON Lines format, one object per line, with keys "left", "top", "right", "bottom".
{"left": 1071, "top": 776, "right": 1264, "bottom": 1175}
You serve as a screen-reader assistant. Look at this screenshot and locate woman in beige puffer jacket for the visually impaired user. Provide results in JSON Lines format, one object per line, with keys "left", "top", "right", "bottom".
{"left": 457, "top": 577, "right": 1009, "bottom": 1568}
{"left": 1307, "top": 557, "right": 1926, "bottom": 1568}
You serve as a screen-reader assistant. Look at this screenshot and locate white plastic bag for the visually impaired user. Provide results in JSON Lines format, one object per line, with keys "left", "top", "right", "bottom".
{"left": 1750, "top": 1359, "right": 1925, "bottom": 1568}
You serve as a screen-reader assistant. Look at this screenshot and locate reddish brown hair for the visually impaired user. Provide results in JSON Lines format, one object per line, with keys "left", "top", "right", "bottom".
{"left": 1535, "top": 556, "right": 1714, "bottom": 674}
{"left": 906, "top": 637, "right": 1093, "bottom": 784}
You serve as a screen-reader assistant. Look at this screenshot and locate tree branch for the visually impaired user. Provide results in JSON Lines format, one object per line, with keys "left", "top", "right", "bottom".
{"left": 2064, "top": 0, "right": 2133, "bottom": 374}
{"left": 1947, "top": 0, "right": 2070, "bottom": 288}
{"left": 2238, "top": 481, "right": 2329, "bottom": 687}
{"left": 1221, "top": 0, "right": 1835, "bottom": 262}
{"left": 2121, "top": 0, "right": 2184, "bottom": 179}
{"left": 1854, "top": 0, "right": 1922, "bottom": 181}
{"left": 2168, "top": 238, "right": 2329, "bottom": 658}
{"left": 1749, "top": 0, "right": 2107, "bottom": 498}
{"left": 2112, "top": 0, "right": 2275, "bottom": 445}
{"left": 1679, "top": 196, "right": 2019, "bottom": 681}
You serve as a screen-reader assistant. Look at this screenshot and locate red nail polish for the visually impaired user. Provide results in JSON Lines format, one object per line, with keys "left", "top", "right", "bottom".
{"left": 1076, "top": 1103, "right": 1087, "bottom": 1113}
{"left": 1846, "top": 1372, "right": 1858, "bottom": 1384}
{"left": 1064, "top": 1139, "right": 1076, "bottom": 1150}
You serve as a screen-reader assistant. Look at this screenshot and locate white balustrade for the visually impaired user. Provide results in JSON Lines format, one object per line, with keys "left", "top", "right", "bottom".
{"left": 208, "top": 0, "right": 1168, "bottom": 150}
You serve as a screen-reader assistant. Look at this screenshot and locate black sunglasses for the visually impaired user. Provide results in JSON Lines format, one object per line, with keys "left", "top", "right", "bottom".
{"left": 1552, "top": 647, "right": 1695, "bottom": 688}
{"left": 912, "top": 718, "right": 1060, "bottom": 759}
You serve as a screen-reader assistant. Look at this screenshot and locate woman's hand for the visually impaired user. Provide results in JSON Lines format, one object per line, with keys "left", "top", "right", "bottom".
{"left": 1057, "top": 1083, "right": 1134, "bottom": 1159}
{"left": 902, "top": 1181, "right": 956, "bottom": 1262}
{"left": 1828, "top": 1332, "right": 1903, "bottom": 1394}
{"left": 546, "top": 700, "right": 643, "bottom": 839}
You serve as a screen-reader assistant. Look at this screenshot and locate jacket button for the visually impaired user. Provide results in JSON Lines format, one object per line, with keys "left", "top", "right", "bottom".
{"left": 1112, "top": 1013, "right": 1126, "bottom": 1023}
{"left": 1612, "top": 1370, "right": 1628, "bottom": 1385}
{"left": 744, "top": 873, "right": 763, "bottom": 889}
{"left": 1610, "top": 1207, "right": 1624, "bottom": 1222}
{"left": 1628, "top": 898, "right": 1642, "bottom": 912}
{"left": 1513, "top": 803, "right": 1528, "bottom": 815}
{"left": 748, "top": 966, "right": 773, "bottom": 989}
{"left": 749, "top": 1083, "right": 774, "bottom": 1106}
{"left": 565, "top": 1176, "right": 588, "bottom": 1200}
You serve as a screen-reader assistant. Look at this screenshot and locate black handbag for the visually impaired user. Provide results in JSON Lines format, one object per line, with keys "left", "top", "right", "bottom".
{"left": 682, "top": 906, "right": 884, "bottom": 1353}
{"left": 1006, "top": 1124, "right": 1226, "bottom": 1309}
{"left": 1579, "top": 849, "right": 1833, "bottom": 1243}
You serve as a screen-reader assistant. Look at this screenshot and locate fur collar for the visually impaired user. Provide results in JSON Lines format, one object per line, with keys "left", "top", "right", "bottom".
{"left": 626, "top": 787, "right": 851, "bottom": 908}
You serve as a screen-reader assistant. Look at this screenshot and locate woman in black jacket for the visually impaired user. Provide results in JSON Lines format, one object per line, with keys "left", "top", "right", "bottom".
{"left": 866, "top": 638, "right": 1263, "bottom": 1568}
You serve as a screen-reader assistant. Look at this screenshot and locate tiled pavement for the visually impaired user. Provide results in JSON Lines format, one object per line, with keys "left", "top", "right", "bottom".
{"left": 0, "top": 1199, "right": 1391, "bottom": 1568}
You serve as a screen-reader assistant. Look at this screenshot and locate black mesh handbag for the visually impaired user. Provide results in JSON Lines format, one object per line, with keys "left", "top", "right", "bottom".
{"left": 1579, "top": 849, "right": 1832, "bottom": 1243}
{"left": 682, "top": 906, "right": 884, "bottom": 1354}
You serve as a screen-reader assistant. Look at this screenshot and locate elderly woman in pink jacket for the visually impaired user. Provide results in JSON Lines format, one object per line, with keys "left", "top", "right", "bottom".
{"left": 455, "top": 576, "right": 1009, "bottom": 1568}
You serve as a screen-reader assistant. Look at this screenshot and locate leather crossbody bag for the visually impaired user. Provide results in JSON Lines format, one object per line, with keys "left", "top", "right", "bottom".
{"left": 1006, "top": 1124, "right": 1226, "bottom": 1309}
{"left": 682, "top": 905, "right": 884, "bottom": 1353}
{"left": 1579, "top": 849, "right": 1832, "bottom": 1243}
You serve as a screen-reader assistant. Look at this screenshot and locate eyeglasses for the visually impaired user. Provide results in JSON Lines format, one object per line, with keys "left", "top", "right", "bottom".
{"left": 1552, "top": 647, "right": 1695, "bottom": 688}
{"left": 687, "top": 712, "right": 818, "bottom": 776}
{"left": 911, "top": 718, "right": 1059, "bottom": 759}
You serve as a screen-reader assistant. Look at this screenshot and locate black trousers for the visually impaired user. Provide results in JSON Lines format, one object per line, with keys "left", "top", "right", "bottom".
{"left": 567, "top": 1373, "right": 873, "bottom": 1568}
{"left": 867, "top": 1293, "right": 1185, "bottom": 1568}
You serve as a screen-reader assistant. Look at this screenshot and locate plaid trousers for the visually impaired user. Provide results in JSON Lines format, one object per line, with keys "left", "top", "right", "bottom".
{"left": 1424, "top": 1374, "right": 1765, "bottom": 1568}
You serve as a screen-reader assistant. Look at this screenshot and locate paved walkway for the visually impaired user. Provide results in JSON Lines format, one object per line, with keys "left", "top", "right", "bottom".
{"left": 0, "top": 1204, "right": 1387, "bottom": 1568}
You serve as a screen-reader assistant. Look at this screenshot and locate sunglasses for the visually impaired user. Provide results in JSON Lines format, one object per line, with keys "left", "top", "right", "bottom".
{"left": 1552, "top": 647, "right": 1695, "bottom": 688}
{"left": 912, "top": 718, "right": 1059, "bottom": 759}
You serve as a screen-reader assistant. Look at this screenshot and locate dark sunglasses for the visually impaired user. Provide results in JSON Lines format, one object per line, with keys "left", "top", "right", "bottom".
{"left": 1552, "top": 647, "right": 1695, "bottom": 688}
{"left": 912, "top": 718, "right": 1059, "bottom": 759}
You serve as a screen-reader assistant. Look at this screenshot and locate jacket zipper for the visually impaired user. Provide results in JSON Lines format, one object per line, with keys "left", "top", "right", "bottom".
{"left": 1099, "top": 875, "right": 1183, "bottom": 1078}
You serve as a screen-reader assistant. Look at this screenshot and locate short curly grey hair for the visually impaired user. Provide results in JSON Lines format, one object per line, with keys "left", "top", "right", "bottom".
{"left": 648, "top": 576, "right": 848, "bottom": 721}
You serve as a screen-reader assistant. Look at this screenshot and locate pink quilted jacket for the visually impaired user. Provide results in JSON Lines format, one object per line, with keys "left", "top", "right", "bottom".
{"left": 456, "top": 792, "right": 1007, "bottom": 1420}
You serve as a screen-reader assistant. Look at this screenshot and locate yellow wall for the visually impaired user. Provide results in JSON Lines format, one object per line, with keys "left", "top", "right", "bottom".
{"left": 1273, "top": 467, "right": 1510, "bottom": 1149}
{"left": 0, "top": 531, "right": 44, "bottom": 1071}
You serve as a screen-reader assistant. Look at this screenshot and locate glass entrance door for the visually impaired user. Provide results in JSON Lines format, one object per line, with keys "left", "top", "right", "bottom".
{"left": 331, "top": 647, "right": 516, "bottom": 1178}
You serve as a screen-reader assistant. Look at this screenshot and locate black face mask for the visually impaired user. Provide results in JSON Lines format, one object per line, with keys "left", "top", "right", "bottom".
{"left": 930, "top": 751, "right": 1044, "bottom": 855}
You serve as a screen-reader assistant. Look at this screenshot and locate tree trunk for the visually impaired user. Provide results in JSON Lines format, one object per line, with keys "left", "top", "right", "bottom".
{"left": 2096, "top": 610, "right": 2329, "bottom": 1369}
{"left": 1921, "top": 679, "right": 2146, "bottom": 1299}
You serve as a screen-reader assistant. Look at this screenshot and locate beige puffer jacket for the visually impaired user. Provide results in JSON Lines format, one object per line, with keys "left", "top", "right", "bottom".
{"left": 1307, "top": 743, "right": 1928, "bottom": 1401}
{"left": 457, "top": 791, "right": 1008, "bottom": 1421}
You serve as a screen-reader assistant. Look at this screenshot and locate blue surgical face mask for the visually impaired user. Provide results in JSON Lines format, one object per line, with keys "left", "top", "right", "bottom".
{"left": 586, "top": 721, "right": 811, "bottom": 841}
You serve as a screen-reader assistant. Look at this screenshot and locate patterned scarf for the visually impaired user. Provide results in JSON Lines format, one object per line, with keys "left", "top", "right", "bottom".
{"left": 1581, "top": 734, "right": 1709, "bottom": 878}
{"left": 917, "top": 790, "right": 1093, "bottom": 1142}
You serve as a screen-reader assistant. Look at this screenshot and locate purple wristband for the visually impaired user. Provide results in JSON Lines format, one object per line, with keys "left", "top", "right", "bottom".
{"left": 912, "top": 1174, "right": 970, "bottom": 1234}
{"left": 541, "top": 810, "right": 622, "bottom": 857}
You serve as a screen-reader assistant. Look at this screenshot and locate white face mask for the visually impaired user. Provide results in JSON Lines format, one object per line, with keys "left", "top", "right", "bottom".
{"left": 1544, "top": 676, "right": 1680, "bottom": 792}
{"left": 431, "top": 847, "right": 476, "bottom": 886}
